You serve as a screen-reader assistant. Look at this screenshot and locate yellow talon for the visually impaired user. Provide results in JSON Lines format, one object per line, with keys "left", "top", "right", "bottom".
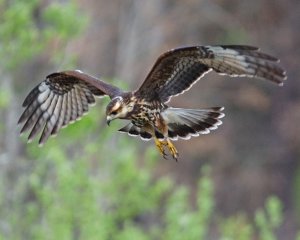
{"left": 166, "top": 139, "right": 178, "bottom": 161}
{"left": 154, "top": 138, "right": 167, "bottom": 158}
{"left": 154, "top": 138, "right": 178, "bottom": 161}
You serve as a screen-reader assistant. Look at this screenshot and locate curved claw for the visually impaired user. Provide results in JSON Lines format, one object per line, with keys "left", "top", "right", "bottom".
{"left": 154, "top": 138, "right": 166, "bottom": 159}
{"left": 154, "top": 138, "right": 179, "bottom": 161}
{"left": 167, "top": 139, "right": 178, "bottom": 161}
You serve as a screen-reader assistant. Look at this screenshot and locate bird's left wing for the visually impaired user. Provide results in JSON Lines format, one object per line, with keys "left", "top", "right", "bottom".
{"left": 135, "top": 45, "right": 287, "bottom": 102}
{"left": 18, "top": 70, "right": 121, "bottom": 145}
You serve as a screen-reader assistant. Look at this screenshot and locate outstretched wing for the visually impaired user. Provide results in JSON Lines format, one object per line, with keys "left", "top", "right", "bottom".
{"left": 18, "top": 70, "right": 121, "bottom": 145}
{"left": 135, "top": 45, "right": 287, "bottom": 102}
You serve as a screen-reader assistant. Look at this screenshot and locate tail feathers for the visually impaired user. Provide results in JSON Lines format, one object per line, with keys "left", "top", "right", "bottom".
{"left": 162, "top": 107, "right": 225, "bottom": 140}
{"left": 118, "top": 123, "right": 152, "bottom": 141}
{"left": 118, "top": 107, "right": 225, "bottom": 141}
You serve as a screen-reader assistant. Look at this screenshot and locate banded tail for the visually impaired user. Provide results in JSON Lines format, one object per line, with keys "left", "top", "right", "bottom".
{"left": 118, "top": 107, "right": 225, "bottom": 140}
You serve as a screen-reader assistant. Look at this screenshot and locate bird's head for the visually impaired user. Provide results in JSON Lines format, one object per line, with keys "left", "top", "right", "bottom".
{"left": 106, "top": 96, "right": 134, "bottom": 125}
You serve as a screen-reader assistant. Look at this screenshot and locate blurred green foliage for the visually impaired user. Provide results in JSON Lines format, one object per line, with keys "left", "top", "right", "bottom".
{"left": 4, "top": 112, "right": 291, "bottom": 240}
{"left": 4, "top": 104, "right": 292, "bottom": 239}
{"left": 0, "top": 0, "right": 86, "bottom": 71}
{"left": 0, "top": 1, "right": 297, "bottom": 239}
{"left": 0, "top": 88, "right": 11, "bottom": 109}
{"left": 220, "top": 214, "right": 254, "bottom": 240}
{"left": 255, "top": 197, "right": 283, "bottom": 240}
{"left": 293, "top": 165, "right": 300, "bottom": 220}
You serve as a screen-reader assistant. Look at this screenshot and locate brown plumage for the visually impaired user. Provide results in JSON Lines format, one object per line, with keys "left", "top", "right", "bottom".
{"left": 18, "top": 45, "right": 287, "bottom": 160}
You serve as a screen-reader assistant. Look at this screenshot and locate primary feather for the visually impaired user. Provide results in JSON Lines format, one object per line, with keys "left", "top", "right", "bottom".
{"left": 136, "top": 45, "right": 286, "bottom": 102}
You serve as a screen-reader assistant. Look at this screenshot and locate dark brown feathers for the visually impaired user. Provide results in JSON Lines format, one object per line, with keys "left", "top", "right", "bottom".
{"left": 18, "top": 45, "right": 287, "bottom": 152}
{"left": 162, "top": 107, "right": 225, "bottom": 140}
{"left": 18, "top": 70, "right": 121, "bottom": 145}
{"left": 136, "top": 45, "right": 287, "bottom": 102}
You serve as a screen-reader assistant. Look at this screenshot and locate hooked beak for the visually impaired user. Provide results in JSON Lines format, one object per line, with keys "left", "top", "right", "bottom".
{"left": 106, "top": 116, "right": 112, "bottom": 126}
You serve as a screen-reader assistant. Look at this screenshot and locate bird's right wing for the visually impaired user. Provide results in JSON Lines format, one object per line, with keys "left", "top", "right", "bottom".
{"left": 18, "top": 70, "right": 121, "bottom": 145}
{"left": 136, "top": 45, "right": 287, "bottom": 103}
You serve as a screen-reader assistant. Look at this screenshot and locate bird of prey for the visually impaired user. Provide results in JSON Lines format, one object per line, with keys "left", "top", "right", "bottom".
{"left": 18, "top": 45, "right": 286, "bottom": 160}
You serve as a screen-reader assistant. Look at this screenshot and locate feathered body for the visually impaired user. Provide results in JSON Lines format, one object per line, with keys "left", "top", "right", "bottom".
{"left": 18, "top": 45, "right": 287, "bottom": 160}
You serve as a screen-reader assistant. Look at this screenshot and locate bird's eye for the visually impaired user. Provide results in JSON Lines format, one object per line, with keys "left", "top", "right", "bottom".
{"left": 111, "top": 110, "right": 118, "bottom": 115}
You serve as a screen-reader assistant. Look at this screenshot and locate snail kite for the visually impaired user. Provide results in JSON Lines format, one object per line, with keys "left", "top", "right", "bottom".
{"left": 18, "top": 45, "right": 287, "bottom": 160}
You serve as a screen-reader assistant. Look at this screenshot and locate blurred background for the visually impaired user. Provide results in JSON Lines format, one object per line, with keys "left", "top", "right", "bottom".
{"left": 0, "top": 0, "right": 299, "bottom": 239}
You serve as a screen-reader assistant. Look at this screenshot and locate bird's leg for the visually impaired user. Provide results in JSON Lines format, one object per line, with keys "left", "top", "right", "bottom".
{"left": 154, "top": 137, "right": 167, "bottom": 159}
{"left": 166, "top": 139, "right": 178, "bottom": 161}
{"left": 154, "top": 138, "right": 178, "bottom": 161}
{"left": 152, "top": 120, "right": 178, "bottom": 160}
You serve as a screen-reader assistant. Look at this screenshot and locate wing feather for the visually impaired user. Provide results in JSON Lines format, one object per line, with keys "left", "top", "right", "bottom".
{"left": 28, "top": 94, "right": 58, "bottom": 142}
{"left": 18, "top": 70, "right": 122, "bottom": 144}
{"left": 118, "top": 123, "right": 152, "bottom": 141}
{"left": 74, "top": 86, "right": 83, "bottom": 119}
{"left": 39, "top": 95, "right": 62, "bottom": 145}
{"left": 62, "top": 91, "right": 72, "bottom": 128}
{"left": 69, "top": 88, "right": 77, "bottom": 123}
{"left": 51, "top": 93, "right": 67, "bottom": 136}
{"left": 136, "top": 45, "right": 287, "bottom": 102}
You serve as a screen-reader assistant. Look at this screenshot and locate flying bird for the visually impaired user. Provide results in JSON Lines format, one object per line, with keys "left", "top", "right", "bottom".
{"left": 18, "top": 45, "right": 287, "bottom": 160}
